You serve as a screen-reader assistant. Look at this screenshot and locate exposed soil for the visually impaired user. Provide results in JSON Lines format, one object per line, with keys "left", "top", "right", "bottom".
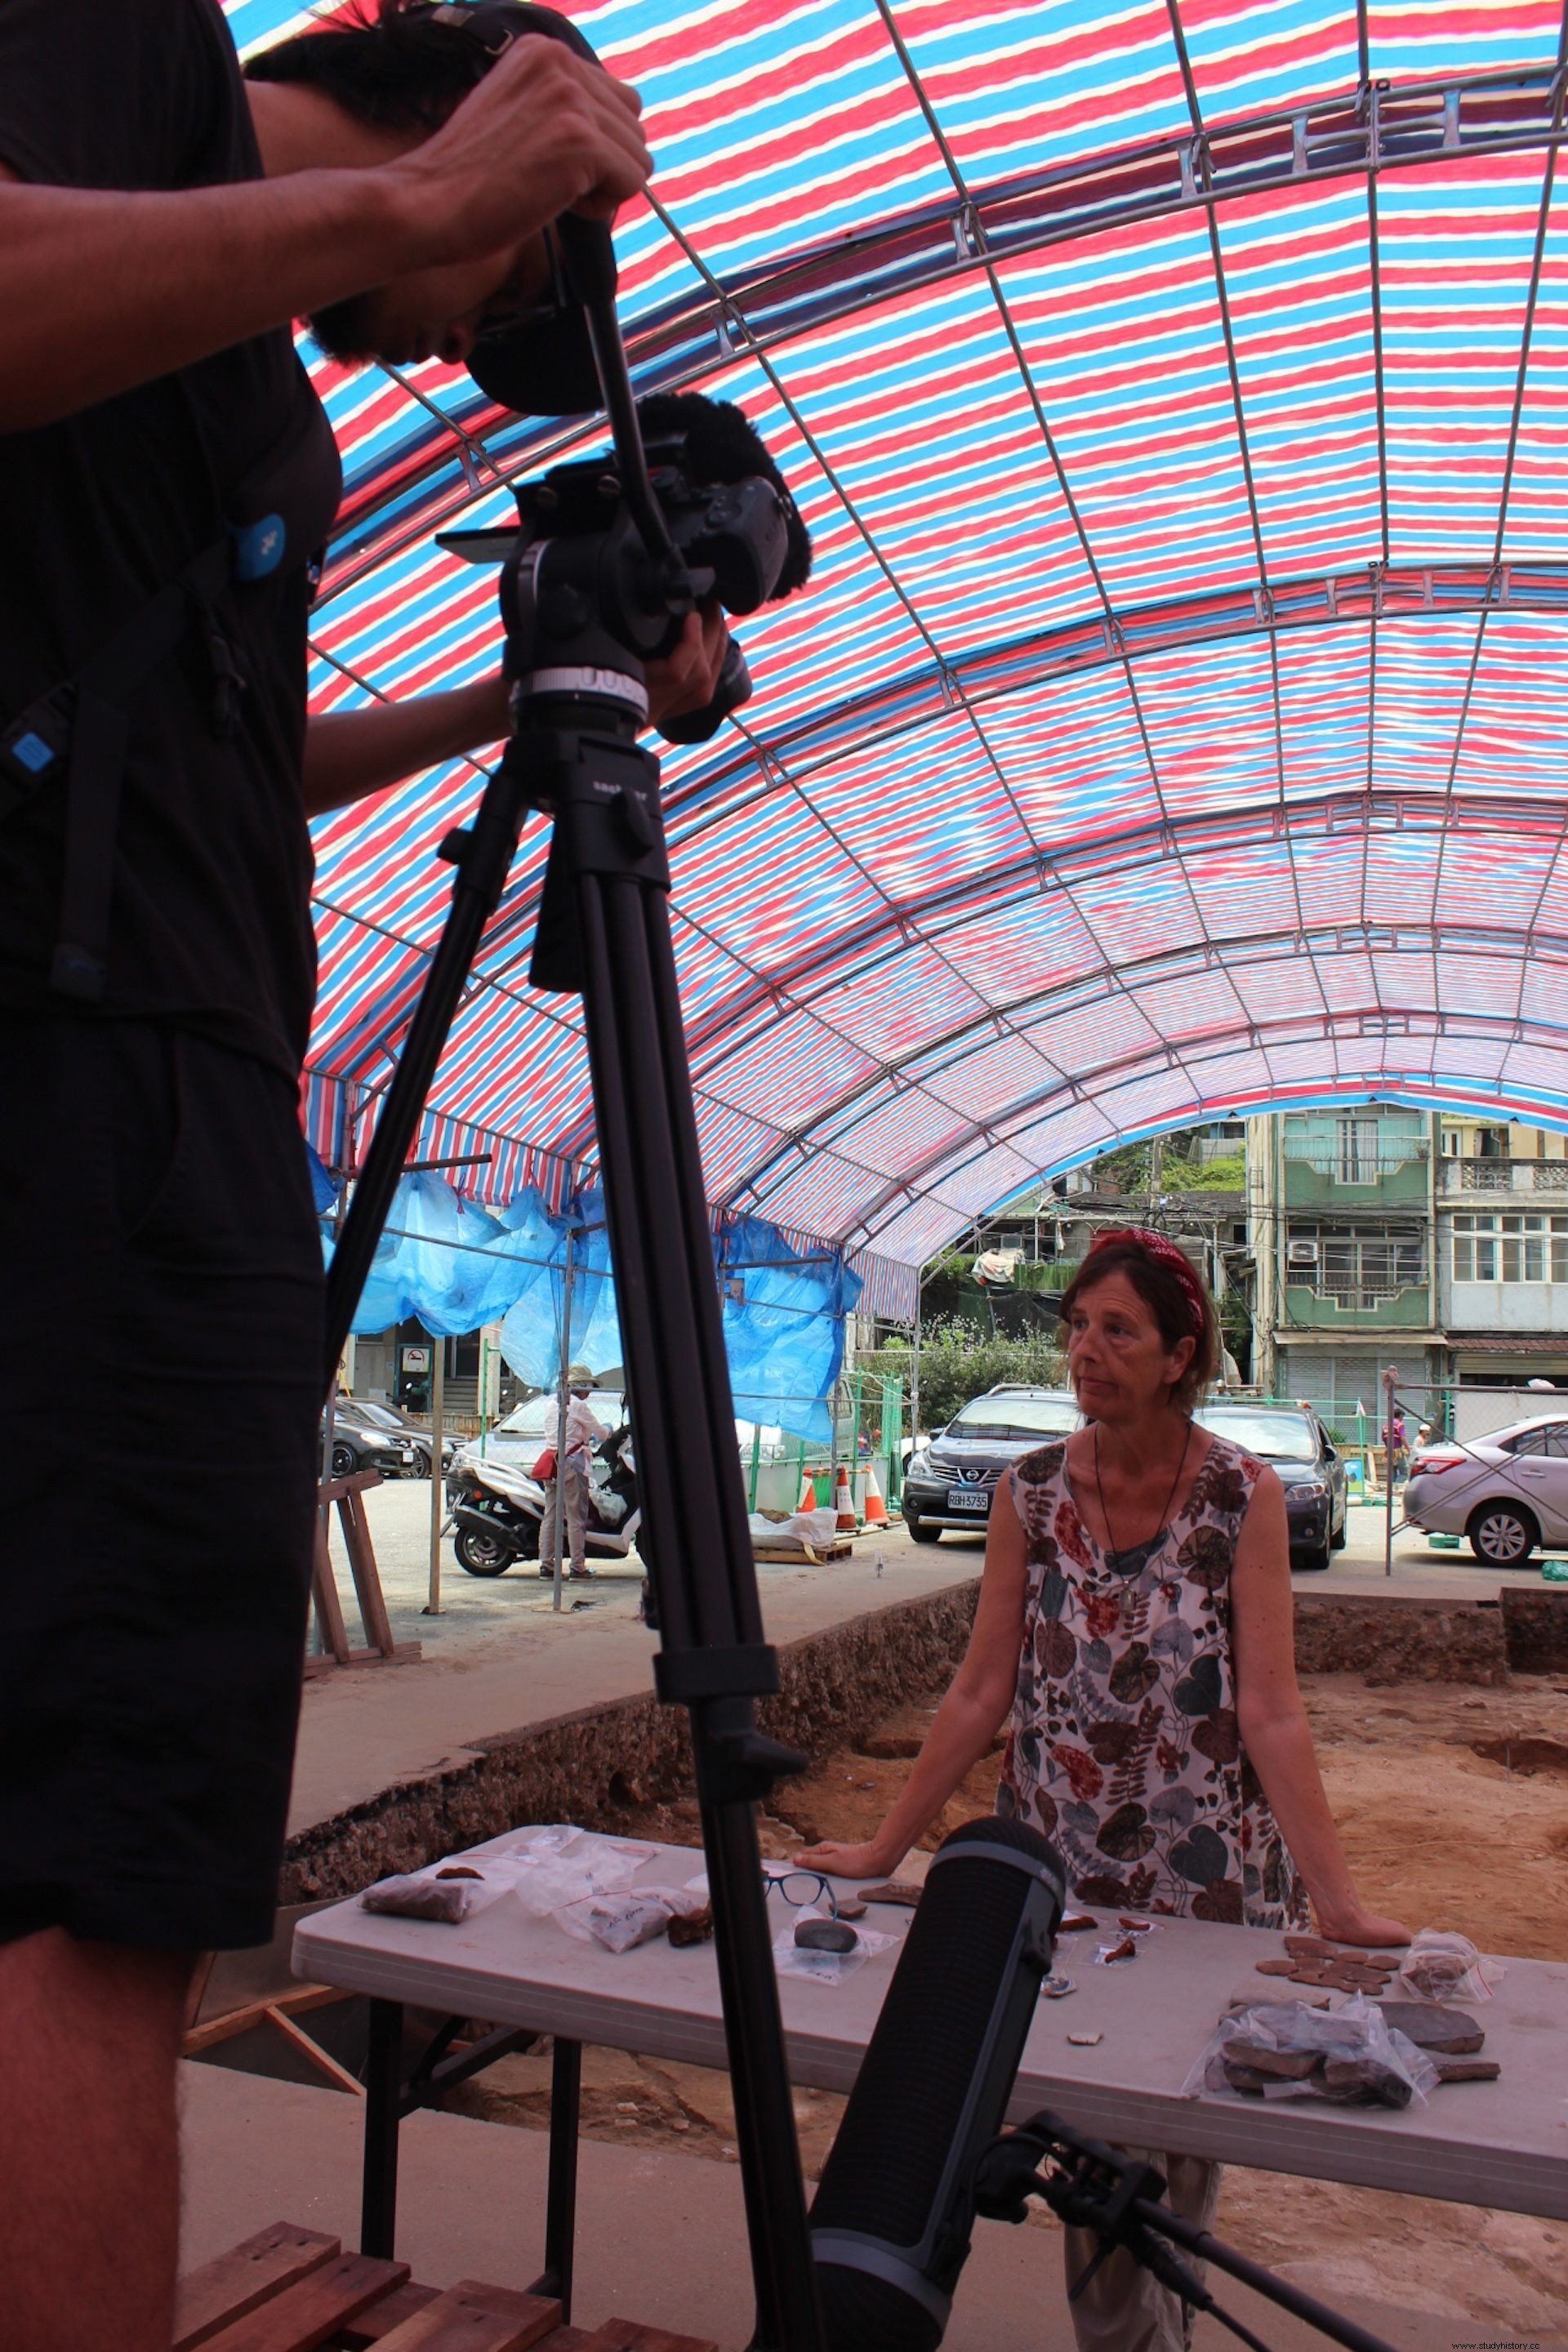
{"left": 443, "top": 1673, "right": 1568, "bottom": 2336}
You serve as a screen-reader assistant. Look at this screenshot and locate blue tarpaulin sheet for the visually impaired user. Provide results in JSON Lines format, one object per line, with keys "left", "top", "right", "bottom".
{"left": 329, "top": 1182, "right": 853, "bottom": 1441}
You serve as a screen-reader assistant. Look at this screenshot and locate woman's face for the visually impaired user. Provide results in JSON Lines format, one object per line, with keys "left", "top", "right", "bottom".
{"left": 1066, "top": 1269, "right": 1194, "bottom": 1423}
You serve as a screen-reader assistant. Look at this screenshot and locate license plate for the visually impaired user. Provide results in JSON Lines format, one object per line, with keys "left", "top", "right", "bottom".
{"left": 947, "top": 1487, "right": 988, "bottom": 1512}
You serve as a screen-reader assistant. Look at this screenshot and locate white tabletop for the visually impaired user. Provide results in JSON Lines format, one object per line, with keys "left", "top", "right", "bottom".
{"left": 295, "top": 1833, "right": 1568, "bottom": 2221}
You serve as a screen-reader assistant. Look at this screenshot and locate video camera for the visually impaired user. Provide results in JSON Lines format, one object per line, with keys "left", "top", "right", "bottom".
{"left": 441, "top": 394, "right": 807, "bottom": 744}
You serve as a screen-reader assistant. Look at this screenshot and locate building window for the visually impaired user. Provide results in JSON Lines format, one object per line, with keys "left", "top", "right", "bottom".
{"left": 1335, "top": 1117, "right": 1379, "bottom": 1183}
{"left": 1452, "top": 1212, "right": 1568, "bottom": 1283}
{"left": 1285, "top": 1223, "right": 1424, "bottom": 1307}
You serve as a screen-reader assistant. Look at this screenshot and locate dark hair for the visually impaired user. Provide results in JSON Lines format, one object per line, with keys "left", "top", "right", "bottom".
{"left": 1058, "top": 1240, "right": 1219, "bottom": 1414}
{"left": 245, "top": 2, "right": 595, "bottom": 133}
{"left": 638, "top": 391, "right": 813, "bottom": 596}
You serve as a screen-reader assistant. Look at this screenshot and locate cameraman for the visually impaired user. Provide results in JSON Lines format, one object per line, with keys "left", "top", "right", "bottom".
{"left": 0, "top": 7, "right": 728, "bottom": 2348}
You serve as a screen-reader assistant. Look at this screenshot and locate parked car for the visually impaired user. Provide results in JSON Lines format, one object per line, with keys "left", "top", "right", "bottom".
{"left": 901, "top": 1386, "right": 1081, "bottom": 1543}
{"left": 322, "top": 1405, "right": 417, "bottom": 1481}
{"left": 336, "top": 1397, "right": 456, "bottom": 1480}
{"left": 1193, "top": 1402, "right": 1348, "bottom": 1572}
{"left": 1405, "top": 1414, "right": 1568, "bottom": 1564}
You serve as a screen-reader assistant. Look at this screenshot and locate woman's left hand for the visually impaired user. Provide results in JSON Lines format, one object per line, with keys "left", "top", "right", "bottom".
{"left": 1312, "top": 1900, "right": 1412, "bottom": 1948}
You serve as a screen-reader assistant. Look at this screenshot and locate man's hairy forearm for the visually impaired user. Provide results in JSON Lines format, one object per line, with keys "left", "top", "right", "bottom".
{"left": 0, "top": 171, "right": 408, "bottom": 429}
{"left": 302, "top": 679, "right": 507, "bottom": 817}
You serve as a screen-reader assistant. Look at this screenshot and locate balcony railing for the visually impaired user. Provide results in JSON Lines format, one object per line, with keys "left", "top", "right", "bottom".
{"left": 1441, "top": 1158, "right": 1568, "bottom": 1194}
{"left": 1281, "top": 1143, "right": 1429, "bottom": 1174}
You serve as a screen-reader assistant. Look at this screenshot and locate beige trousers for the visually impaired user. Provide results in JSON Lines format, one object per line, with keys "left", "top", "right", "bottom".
{"left": 539, "top": 1461, "right": 590, "bottom": 1574}
{"left": 1062, "top": 2149, "right": 1222, "bottom": 2352}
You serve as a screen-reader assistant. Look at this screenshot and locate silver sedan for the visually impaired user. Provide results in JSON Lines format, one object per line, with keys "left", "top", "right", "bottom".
{"left": 1404, "top": 1414, "right": 1568, "bottom": 1564}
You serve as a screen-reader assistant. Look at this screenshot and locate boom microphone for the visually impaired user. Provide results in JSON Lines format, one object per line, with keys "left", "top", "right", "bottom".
{"left": 810, "top": 1816, "right": 1067, "bottom": 2351}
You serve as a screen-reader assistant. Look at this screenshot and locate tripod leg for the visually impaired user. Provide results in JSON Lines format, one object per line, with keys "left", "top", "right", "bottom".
{"left": 572, "top": 868, "right": 821, "bottom": 2352}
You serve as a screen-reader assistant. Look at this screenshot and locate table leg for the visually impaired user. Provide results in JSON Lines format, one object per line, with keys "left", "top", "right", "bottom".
{"left": 531, "top": 2036, "right": 581, "bottom": 2319}
{"left": 361, "top": 1998, "right": 403, "bottom": 2258}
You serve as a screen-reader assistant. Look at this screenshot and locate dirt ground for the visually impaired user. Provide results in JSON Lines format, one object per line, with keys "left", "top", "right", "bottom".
{"left": 443, "top": 1672, "right": 1568, "bottom": 2336}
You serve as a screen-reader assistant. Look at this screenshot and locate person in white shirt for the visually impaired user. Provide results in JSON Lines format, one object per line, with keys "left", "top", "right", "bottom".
{"left": 540, "top": 1365, "right": 610, "bottom": 1581}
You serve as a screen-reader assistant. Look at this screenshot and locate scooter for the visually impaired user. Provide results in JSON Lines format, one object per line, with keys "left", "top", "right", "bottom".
{"left": 448, "top": 1424, "right": 643, "bottom": 1578}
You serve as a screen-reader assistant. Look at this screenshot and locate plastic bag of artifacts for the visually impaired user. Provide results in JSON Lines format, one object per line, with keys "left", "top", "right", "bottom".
{"left": 1181, "top": 1997, "right": 1439, "bottom": 2109}
{"left": 1395, "top": 1928, "right": 1503, "bottom": 2006}
{"left": 361, "top": 1860, "right": 520, "bottom": 1925}
{"left": 553, "top": 1884, "right": 712, "bottom": 1953}
{"left": 771, "top": 1908, "right": 898, "bottom": 1988}
{"left": 489, "top": 1826, "right": 661, "bottom": 1918}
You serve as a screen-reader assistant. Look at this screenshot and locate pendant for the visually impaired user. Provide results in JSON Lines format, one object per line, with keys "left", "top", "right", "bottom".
{"left": 1120, "top": 1586, "right": 1140, "bottom": 1627}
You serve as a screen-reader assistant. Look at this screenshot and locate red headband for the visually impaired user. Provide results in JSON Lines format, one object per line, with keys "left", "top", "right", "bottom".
{"left": 1085, "top": 1226, "right": 1207, "bottom": 1336}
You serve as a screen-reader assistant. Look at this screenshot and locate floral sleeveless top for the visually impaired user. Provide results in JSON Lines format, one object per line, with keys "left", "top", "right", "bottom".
{"left": 995, "top": 1433, "right": 1307, "bottom": 1930}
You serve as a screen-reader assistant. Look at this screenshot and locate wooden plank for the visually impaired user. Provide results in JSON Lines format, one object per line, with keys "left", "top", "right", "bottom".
{"left": 371, "top": 2281, "right": 562, "bottom": 2351}
{"left": 525, "top": 2333, "right": 597, "bottom": 2352}
{"left": 172, "top": 2224, "right": 339, "bottom": 2352}
{"left": 339, "top": 1486, "right": 398, "bottom": 1658}
{"left": 311, "top": 1513, "right": 351, "bottom": 1665}
{"left": 340, "top": 2283, "right": 443, "bottom": 2345}
{"left": 263, "top": 2004, "right": 368, "bottom": 2096}
{"left": 198, "top": 2252, "right": 409, "bottom": 2352}
{"left": 581, "top": 2323, "right": 719, "bottom": 2352}
{"left": 182, "top": 1984, "right": 345, "bottom": 2058}
{"left": 320, "top": 1469, "right": 384, "bottom": 1504}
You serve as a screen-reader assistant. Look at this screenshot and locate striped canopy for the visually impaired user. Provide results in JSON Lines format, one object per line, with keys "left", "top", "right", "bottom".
{"left": 227, "top": 0, "right": 1568, "bottom": 1293}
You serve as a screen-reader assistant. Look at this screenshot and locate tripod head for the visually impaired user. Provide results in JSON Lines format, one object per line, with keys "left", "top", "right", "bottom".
{"left": 439, "top": 217, "right": 800, "bottom": 744}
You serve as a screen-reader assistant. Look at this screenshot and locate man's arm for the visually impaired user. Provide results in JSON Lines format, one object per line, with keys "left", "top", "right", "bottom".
{"left": 302, "top": 607, "right": 733, "bottom": 817}
{"left": 0, "top": 37, "right": 649, "bottom": 430}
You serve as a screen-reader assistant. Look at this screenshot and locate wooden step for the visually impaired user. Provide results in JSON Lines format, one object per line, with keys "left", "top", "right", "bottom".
{"left": 174, "top": 2224, "right": 341, "bottom": 2350}
{"left": 197, "top": 2251, "right": 410, "bottom": 2351}
{"left": 371, "top": 2281, "right": 562, "bottom": 2351}
{"left": 176, "top": 2227, "right": 719, "bottom": 2352}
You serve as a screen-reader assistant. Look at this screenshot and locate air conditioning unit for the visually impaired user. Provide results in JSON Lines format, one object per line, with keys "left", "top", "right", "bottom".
{"left": 1287, "top": 1241, "right": 1320, "bottom": 1267}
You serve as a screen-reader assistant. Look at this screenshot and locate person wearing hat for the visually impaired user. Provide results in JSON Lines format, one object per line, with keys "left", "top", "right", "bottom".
{"left": 540, "top": 1363, "right": 610, "bottom": 1582}
{"left": 0, "top": 7, "right": 804, "bottom": 2346}
{"left": 801, "top": 1226, "right": 1407, "bottom": 2352}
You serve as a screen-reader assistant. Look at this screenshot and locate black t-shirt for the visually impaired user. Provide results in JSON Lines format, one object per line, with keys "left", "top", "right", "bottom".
{"left": 0, "top": 0, "right": 341, "bottom": 1076}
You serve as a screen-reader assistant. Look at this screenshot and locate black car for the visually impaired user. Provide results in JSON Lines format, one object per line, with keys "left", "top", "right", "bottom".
{"left": 327, "top": 1398, "right": 457, "bottom": 1481}
{"left": 1194, "top": 1402, "right": 1348, "bottom": 1572}
{"left": 902, "top": 1387, "right": 1081, "bottom": 1542}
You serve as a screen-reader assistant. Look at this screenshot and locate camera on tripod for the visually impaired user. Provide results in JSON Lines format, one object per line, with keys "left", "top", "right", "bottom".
{"left": 441, "top": 395, "right": 805, "bottom": 745}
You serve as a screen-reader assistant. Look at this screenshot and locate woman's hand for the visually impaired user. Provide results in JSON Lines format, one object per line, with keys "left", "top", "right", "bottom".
{"left": 1311, "top": 1900, "right": 1412, "bottom": 1949}
{"left": 792, "top": 1838, "right": 898, "bottom": 1880}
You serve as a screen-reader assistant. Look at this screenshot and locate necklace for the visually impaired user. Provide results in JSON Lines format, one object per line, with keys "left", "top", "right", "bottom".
{"left": 1094, "top": 1420, "right": 1192, "bottom": 1620}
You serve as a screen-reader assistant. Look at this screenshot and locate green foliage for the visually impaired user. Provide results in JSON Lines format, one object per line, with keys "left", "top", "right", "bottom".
{"left": 1088, "top": 1141, "right": 1153, "bottom": 1195}
{"left": 1162, "top": 1151, "right": 1246, "bottom": 1192}
{"left": 859, "top": 1322, "right": 1070, "bottom": 1435}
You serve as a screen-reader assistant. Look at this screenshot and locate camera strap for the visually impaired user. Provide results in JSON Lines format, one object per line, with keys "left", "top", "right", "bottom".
{"left": 0, "top": 373, "right": 334, "bottom": 1004}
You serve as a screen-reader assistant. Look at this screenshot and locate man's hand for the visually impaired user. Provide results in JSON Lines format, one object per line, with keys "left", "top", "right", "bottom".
{"left": 385, "top": 36, "right": 652, "bottom": 267}
{"left": 647, "top": 602, "right": 731, "bottom": 733}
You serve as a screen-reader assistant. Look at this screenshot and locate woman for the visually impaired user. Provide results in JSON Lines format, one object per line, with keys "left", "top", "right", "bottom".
{"left": 800, "top": 1227, "right": 1407, "bottom": 2351}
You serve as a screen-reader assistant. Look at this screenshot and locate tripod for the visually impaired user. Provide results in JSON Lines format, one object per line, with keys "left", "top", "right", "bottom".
{"left": 973, "top": 2112, "right": 1397, "bottom": 2352}
{"left": 323, "top": 222, "right": 824, "bottom": 2352}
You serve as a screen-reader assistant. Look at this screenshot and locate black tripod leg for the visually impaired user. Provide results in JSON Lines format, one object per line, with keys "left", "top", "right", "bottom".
{"left": 572, "top": 869, "right": 822, "bottom": 2352}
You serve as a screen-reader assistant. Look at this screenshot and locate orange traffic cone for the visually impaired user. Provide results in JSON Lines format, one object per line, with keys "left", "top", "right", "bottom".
{"left": 833, "top": 1462, "right": 858, "bottom": 1533}
{"left": 797, "top": 1466, "right": 817, "bottom": 1512}
{"left": 862, "top": 1462, "right": 889, "bottom": 1527}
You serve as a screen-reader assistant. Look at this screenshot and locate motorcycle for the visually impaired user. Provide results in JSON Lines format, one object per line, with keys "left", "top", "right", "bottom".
{"left": 448, "top": 1423, "right": 643, "bottom": 1579}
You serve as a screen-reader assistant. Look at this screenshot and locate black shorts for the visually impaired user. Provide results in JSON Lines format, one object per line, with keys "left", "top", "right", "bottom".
{"left": 0, "top": 1014, "right": 323, "bottom": 1950}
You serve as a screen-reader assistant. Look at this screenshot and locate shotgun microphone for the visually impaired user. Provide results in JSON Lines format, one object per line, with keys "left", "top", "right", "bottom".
{"left": 809, "top": 1815, "right": 1067, "bottom": 2351}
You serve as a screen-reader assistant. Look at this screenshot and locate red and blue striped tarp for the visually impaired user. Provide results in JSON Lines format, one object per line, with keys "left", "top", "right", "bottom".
{"left": 220, "top": 0, "right": 1568, "bottom": 1283}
